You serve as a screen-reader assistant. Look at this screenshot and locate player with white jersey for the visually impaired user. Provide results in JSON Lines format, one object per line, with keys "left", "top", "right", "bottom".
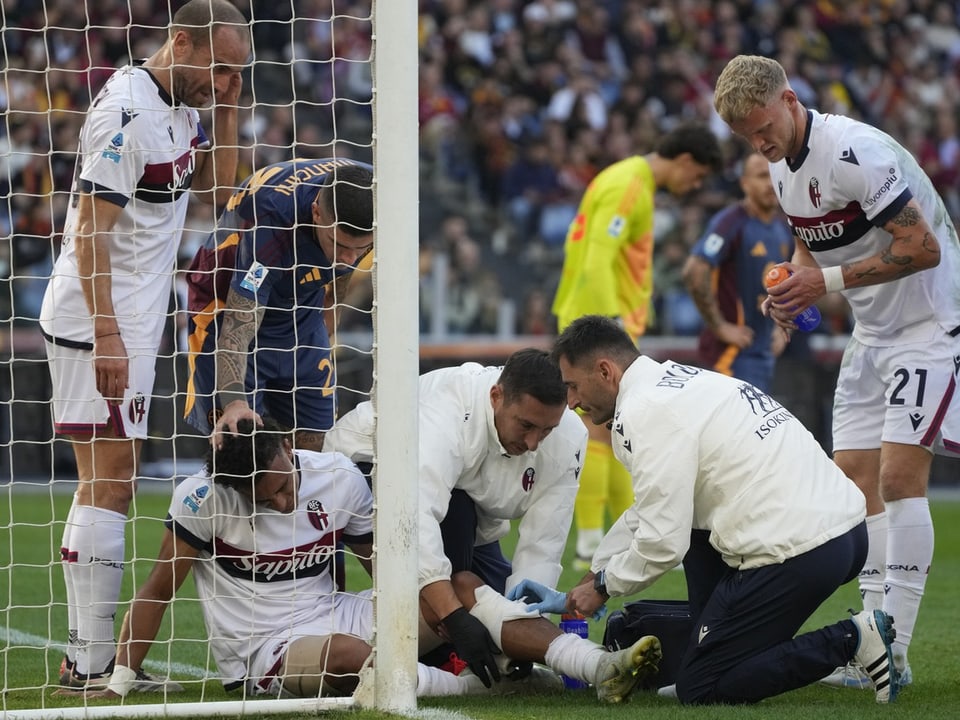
{"left": 521, "top": 315, "right": 899, "bottom": 705}
{"left": 94, "top": 418, "right": 661, "bottom": 703}
{"left": 768, "top": 112, "right": 960, "bottom": 346}
{"left": 162, "top": 435, "right": 374, "bottom": 694}
{"left": 714, "top": 54, "right": 960, "bottom": 689}
{"left": 324, "top": 349, "right": 588, "bottom": 686}
{"left": 40, "top": 0, "right": 250, "bottom": 691}
{"left": 42, "top": 65, "right": 203, "bottom": 355}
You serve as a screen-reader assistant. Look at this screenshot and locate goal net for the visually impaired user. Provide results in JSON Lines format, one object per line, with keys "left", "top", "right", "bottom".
{"left": 0, "top": 0, "right": 418, "bottom": 717}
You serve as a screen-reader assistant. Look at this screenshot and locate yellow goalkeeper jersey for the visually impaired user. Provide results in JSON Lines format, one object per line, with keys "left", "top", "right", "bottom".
{"left": 552, "top": 155, "right": 656, "bottom": 340}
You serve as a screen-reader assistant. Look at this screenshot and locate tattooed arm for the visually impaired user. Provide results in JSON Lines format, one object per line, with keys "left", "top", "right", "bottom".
{"left": 841, "top": 201, "right": 941, "bottom": 287}
{"left": 768, "top": 199, "right": 940, "bottom": 315}
{"left": 211, "top": 287, "right": 265, "bottom": 445}
{"left": 681, "top": 254, "right": 754, "bottom": 348}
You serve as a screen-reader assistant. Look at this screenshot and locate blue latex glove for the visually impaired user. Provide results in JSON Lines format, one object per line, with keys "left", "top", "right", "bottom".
{"left": 506, "top": 579, "right": 568, "bottom": 615}
{"left": 508, "top": 579, "right": 609, "bottom": 621}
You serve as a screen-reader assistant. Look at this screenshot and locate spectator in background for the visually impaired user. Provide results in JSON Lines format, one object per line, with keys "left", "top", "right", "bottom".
{"left": 655, "top": 235, "right": 702, "bottom": 336}
{"left": 445, "top": 232, "right": 490, "bottom": 334}
{"left": 681, "top": 152, "right": 793, "bottom": 392}
{"left": 501, "top": 138, "right": 564, "bottom": 243}
{"left": 552, "top": 123, "right": 723, "bottom": 570}
{"left": 516, "top": 288, "right": 554, "bottom": 336}
{"left": 563, "top": 4, "right": 628, "bottom": 106}
{"left": 545, "top": 71, "right": 608, "bottom": 136}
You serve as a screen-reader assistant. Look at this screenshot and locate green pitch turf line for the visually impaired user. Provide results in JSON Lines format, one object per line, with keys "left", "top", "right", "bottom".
{"left": 0, "top": 626, "right": 212, "bottom": 679}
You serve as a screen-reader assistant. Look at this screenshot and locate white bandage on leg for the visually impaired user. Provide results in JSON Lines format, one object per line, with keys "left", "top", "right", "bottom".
{"left": 281, "top": 636, "right": 340, "bottom": 697}
{"left": 468, "top": 585, "right": 537, "bottom": 649}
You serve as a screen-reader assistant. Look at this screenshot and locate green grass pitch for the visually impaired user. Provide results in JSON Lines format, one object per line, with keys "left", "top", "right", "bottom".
{"left": 1, "top": 485, "right": 958, "bottom": 718}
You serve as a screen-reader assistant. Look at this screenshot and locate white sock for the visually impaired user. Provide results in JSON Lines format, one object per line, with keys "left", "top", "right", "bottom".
{"left": 576, "top": 529, "right": 603, "bottom": 560}
{"left": 416, "top": 663, "right": 477, "bottom": 696}
{"left": 61, "top": 496, "right": 80, "bottom": 666}
{"left": 69, "top": 504, "right": 126, "bottom": 676}
{"left": 883, "top": 497, "right": 933, "bottom": 669}
{"left": 859, "top": 512, "right": 887, "bottom": 612}
{"left": 544, "top": 631, "right": 605, "bottom": 683}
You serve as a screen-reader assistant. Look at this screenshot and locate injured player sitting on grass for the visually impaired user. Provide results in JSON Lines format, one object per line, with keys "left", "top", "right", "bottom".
{"left": 76, "top": 418, "right": 661, "bottom": 701}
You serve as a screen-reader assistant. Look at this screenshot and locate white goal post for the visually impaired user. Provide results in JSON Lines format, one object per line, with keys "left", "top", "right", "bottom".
{"left": 0, "top": 0, "right": 418, "bottom": 717}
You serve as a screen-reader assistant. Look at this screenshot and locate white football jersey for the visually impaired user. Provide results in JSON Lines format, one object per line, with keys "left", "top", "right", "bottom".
{"left": 40, "top": 63, "right": 208, "bottom": 348}
{"left": 167, "top": 449, "right": 373, "bottom": 686}
{"left": 323, "top": 363, "right": 588, "bottom": 594}
{"left": 770, "top": 109, "right": 960, "bottom": 346}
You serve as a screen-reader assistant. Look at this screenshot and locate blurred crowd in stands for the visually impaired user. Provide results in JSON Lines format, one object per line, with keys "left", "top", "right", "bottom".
{"left": 3, "top": 0, "right": 960, "bottom": 350}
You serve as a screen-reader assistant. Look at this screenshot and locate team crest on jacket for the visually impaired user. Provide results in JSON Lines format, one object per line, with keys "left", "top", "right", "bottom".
{"left": 808, "top": 177, "right": 821, "bottom": 208}
{"left": 307, "top": 499, "right": 329, "bottom": 531}
{"left": 521, "top": 467, "right": 536, "bottom": 492}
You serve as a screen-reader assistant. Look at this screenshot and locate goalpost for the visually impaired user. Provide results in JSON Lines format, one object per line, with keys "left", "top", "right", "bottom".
{"left": 0, "top": 0, "right": 418, "bottom": 717}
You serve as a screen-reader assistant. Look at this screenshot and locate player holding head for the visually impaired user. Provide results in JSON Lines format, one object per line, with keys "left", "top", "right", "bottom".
{"left": 551, "top": 123, "right": 724, "bottom": 571}
{"left": 41, "top": 0, "right": 250, "bottom": 691}
{"left": 714, "top": 54, "right": 960, "bottom": 688}
{"left": 183, "top": 159, "right": 374, "bottom": 453}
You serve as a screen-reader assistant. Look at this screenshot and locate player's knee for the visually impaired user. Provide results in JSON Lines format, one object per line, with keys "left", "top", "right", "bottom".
{"left": 81, "top": 478, "right": 136, "bottom": 514}
{"left": 879, "top": 453, "right": 932, "bottom": 501}
{"left": 450, "top": 570, "right": 485, "bottom": 609}
{"left": 281, "top": 634, "right": 370, "bottom": 697}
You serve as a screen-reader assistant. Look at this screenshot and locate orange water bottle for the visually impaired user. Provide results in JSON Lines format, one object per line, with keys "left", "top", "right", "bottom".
{"left": 764, "top": 266, "right": 821, "bottom": 332}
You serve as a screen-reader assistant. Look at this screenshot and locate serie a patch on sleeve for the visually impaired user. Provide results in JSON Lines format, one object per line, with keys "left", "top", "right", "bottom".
{"left": 101, "top": 132, "right": 124, "bottom": 163}
{"left": 607, "top": 215, "right": 625, "bottom": 237}
{"left": 240, "top": 261, "right": 269, "bottom": 293}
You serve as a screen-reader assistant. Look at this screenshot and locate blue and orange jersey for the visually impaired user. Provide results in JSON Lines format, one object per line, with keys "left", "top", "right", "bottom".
{"left": 689, "top": 203, "right": 793, "bottom": 369}
{"left": 552, "top": 156, "right": 656, "bottom": 340}
{"left": 185, "top": 157, "right": 369, "bottom": 352}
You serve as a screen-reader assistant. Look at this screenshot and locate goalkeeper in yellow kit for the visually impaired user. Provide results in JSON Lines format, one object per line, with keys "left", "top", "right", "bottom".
{"left": 553, "top": 124, "right": 723, "bottom": 568}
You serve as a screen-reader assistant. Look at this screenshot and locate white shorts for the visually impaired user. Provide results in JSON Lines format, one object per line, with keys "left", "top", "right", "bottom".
{"left": 44, "top": 340, "right": 159, "bottom": 439}
{"left": 249, "top": 589, "right": 373, "bottom": 696}
{"left": 832, "top": 329, "right": 960, "bottom": 454}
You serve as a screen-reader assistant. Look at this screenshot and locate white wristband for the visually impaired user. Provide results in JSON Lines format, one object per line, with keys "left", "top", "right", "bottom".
{"left": 107, "top": 664, "right": 137, "bottom": 697}
{"left": 822, "top": 265, "right": 845, "bottom": 293}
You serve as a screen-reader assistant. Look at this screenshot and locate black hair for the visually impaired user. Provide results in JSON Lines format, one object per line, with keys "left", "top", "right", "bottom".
{"left": 498, "top": 348, "right": 567, "bottom": 406}
{"left": 204, "top": 417, "right": 287, "bottom": 494}
{"left": 317, "top": 164, "right": 374, "bottom": 237}
{"left": 551, "top": 315, "right": 640, "bottom": 369}
{"left": 656, "top": 123, "right": 724, "bottom": 172}
{"left": 172, "top": 0, "right": 249, "bottom": 45}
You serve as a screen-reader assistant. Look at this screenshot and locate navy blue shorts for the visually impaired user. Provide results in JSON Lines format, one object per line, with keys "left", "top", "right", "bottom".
{"left": 186, "top": 336, "right": 336, "bottom": 434}
{"left": 440, "top": 489, "right": 512, "bottom": 593}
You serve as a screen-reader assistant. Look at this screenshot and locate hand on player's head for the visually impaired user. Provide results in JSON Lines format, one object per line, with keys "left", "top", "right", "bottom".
{"left": 211, "top": 400, "right": 262, "bottom": 450}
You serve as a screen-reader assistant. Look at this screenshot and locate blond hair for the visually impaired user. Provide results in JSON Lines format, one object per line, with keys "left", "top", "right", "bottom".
{"left": 714, "top": 55, "right": 788, "bottom": 123}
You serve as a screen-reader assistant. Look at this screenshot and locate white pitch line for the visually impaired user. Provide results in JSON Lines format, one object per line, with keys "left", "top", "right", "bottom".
{"left": 404, "top": 709, "right": 479, "bottom": 720}
{"left": 0, "top": 627, "right": 213, "bottom": 678}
